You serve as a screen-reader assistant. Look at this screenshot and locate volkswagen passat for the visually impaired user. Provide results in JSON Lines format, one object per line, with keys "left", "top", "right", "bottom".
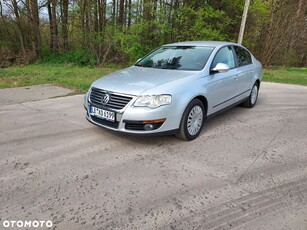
{"left": 84, "top": 41, "right": 262, "bottom": 140}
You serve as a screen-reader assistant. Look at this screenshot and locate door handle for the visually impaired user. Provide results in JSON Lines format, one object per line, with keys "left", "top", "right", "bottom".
{"left": 234, "top": 76, "right": 238, "bottom": 80}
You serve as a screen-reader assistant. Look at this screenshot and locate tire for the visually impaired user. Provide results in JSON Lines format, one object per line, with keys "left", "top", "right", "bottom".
{"left": 176, "top": 99, "right": 205, "bottom": 141}
{"left": 242, "top": 82, "right": 259, "bottom": 108}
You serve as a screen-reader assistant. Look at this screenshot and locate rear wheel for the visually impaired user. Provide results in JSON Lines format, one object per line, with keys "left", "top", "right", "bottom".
{"left": 242, "top": 83, "right": 259, "bottom": 108}
{"left": 176, "top": 99, "right": 205, "bottom": 141}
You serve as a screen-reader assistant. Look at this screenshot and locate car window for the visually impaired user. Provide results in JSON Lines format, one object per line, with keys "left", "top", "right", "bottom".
{"left": 211, "top": 46, "right": 235, "bottom": 69}
{"left": 233, "top": 46, "right": 252, "bottom": 67}
{"left": 135, "top": 46, "right": 214, "bottom": 71}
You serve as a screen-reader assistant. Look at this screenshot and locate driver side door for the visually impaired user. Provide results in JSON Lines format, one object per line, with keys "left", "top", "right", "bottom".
{"left": 206, "top": 46, "right": 240, "bottom": 114}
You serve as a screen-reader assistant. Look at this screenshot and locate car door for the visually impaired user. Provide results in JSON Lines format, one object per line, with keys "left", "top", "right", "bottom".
{"left": 232, "top": 46, "right": 254, "bottom": 101}
{"left": 206, "top": 46, "right": 240, "bottom": 114}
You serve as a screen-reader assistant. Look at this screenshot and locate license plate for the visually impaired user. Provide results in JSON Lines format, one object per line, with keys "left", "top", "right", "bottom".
{"left": 90, "top": 106, "right": 115, "bottom": 122}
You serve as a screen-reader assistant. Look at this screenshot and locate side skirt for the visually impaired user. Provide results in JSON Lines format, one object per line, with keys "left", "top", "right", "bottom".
{"left": 206, "top": 96, "right": 249, "bottom": 121}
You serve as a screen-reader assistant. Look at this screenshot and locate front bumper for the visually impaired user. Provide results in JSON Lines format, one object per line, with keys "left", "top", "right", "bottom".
{"left": 84, "top": 94, "right": 181, "bottom": 135}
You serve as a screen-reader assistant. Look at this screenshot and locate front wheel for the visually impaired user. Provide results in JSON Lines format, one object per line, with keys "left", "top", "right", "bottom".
{"left": 176, "top": 99, "right": 205, "bottom": 141}
{"left": 242, "top": 83, "right": 259, "bottom": 108}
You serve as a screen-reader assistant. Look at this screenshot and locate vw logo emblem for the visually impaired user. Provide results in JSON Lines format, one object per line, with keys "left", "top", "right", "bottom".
{"left": 101, "top": 93, "right": 110, "bottom": 105}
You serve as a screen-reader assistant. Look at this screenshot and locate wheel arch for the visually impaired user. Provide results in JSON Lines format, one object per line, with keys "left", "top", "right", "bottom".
{"left": 177, "top": 94, "right": 208, "bottom": 124}
{"left": 194, "top": 95, "right": 208, "bottom": 116}
{"left": 255, "top": 79, "right": 260, "bottom": 89}
{"left": 176, "top": 95, "right": 207, "bottom": 141}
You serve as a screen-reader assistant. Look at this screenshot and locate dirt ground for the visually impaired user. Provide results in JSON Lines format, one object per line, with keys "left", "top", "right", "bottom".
{"left": 0, "top": 82, "right": 307, "bottom": 230}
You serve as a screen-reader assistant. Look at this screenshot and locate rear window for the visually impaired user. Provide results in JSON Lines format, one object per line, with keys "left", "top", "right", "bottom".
{"left": 234, "top": 46, "right": 252, "bottom": 67}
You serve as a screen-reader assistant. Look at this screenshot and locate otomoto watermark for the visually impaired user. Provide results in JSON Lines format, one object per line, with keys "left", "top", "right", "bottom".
{"left": 2, "top": 220, "right": 53, "bottom": 228}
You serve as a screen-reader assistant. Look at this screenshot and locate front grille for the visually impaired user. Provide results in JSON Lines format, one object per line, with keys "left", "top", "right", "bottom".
{"left": 91, "top": 115, "right": 119, "bottom": 128}
{"left": 90, "top": 87, "right": 133, "bottom": 110}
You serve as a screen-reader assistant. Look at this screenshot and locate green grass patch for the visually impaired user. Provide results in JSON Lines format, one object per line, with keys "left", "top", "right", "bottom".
{"left": 263, "top": 67, "right": 307, "bottom": 86}
{"left": 0, "top": 65, "right": 306, "bottom": 94}
{"left": 0, "top": 64, "right": 119, "bottom": 93}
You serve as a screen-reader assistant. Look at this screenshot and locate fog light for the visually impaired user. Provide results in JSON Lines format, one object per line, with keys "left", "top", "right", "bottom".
{"left": 144, "top": 124, "right": 154, "bottom": 130}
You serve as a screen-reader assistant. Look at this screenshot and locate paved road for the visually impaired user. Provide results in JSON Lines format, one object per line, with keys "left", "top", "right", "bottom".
{"left": 0, "top": 82, "right": 307, "bottom": 230}
{"left": 0, "top": 84, "right": 73, "bottom": 106}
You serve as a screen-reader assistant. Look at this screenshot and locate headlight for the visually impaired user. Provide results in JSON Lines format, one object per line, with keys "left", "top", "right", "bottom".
{"left": 134, "top": 95, "right": 172, "bottom": 108}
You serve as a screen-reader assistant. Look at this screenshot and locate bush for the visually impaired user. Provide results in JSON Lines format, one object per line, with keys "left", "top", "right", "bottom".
{"left": 40, "top": 49, "right": 96, "bottom": 66}
{"left": 0, "top": 47, "right": 16, "bottom": 68}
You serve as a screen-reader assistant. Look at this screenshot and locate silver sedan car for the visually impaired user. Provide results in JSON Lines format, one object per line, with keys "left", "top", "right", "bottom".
{"left": 84, "top": 41, "right": 262, "bottom": 140}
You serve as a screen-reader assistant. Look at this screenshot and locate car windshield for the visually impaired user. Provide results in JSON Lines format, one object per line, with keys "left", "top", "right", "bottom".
{"left": 135, "top": 46, "right": 214, "bottom": 71}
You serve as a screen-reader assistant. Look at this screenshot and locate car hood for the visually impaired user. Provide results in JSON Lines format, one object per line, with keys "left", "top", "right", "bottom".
{"left": 91, "top": 66, "right": 198, "bottom": 95}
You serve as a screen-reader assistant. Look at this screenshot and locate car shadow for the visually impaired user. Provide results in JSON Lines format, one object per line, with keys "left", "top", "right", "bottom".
{"left": 201, "top": 96, "right": 264, "bottom": 136}
{"left": 92, "top": 98, "right": 264, "bottom": 145}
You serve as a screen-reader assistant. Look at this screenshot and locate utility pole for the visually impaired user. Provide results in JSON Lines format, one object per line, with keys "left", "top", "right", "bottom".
{"left": 238, "top": 0, "right": 251, "bottom": 45}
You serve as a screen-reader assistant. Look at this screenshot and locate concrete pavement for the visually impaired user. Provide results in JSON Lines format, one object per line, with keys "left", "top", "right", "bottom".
{"left": 0, "top": 82, "right": 307, "bottom": 230}
{"left": 0, "top": 84, "right": 73, "bottom": 106}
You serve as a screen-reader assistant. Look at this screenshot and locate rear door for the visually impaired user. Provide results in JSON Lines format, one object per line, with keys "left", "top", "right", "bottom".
{"left": 232, "top": 46, "right": 254, "bottom": 100}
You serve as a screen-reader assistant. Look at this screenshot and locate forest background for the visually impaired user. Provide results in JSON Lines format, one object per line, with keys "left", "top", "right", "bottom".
{"left": 0, "top": 0, "right": 306, "bottom": 68}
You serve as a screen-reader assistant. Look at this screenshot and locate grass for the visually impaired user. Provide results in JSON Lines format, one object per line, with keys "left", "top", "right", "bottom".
{"left": 0, "top": 65, "right": 306, "bottom": 93}
{"left": 263, "top": 67, "right": 307, "bottom": 86}
{"left": 0, "top": 64, "right": 119, "bottom": 93}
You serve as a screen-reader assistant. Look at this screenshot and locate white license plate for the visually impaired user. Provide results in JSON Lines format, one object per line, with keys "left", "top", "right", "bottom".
{"left": 90, "top": 106, "right": 115, "bottom": 122}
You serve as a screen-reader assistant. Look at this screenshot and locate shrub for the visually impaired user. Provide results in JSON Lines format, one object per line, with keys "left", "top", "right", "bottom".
{"left": 40, "top": 49, "right": 96, "bottom": 66}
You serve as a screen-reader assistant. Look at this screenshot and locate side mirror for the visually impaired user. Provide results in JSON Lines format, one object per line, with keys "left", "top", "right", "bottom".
{"left": 211, "top": 63, "right": 230, "bottom": 73}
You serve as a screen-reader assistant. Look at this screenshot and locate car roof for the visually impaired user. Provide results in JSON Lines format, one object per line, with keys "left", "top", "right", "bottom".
{"left": 163, "top": 41, "right": 238, "bottom": 47}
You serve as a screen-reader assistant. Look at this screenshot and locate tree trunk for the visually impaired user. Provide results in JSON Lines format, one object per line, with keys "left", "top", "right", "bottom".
{"left": 62, "top": 0, "right": 69, "bottom": 50}
{"left": 112, "top": 0, "right": 116, "bottom": 23}
{"left": 128, "top": 0, "right": 132, "bottom": 27}
{"left": 51, "top": 0, "right": 58, "bottom": 51}
{"left": 12, "top": 0, "right": 26, "bottom": 57}
{"left": 94, "top": 0, "right": 98, "bottom": 32}
{"left": 143, "top": 0, "right": 151, "bottom": 21}
{"left": 29, "top": 0, "right": 41, "bottom": 58}
{"left": 81, "top": 0, "right": 86, "bottom": 46}
{"left": 118, "top": 0, "right": 125, "bottom": 26}
{"left": 47, "top": 1, "right": 53, "bottom": 50}
{"left": 98, "top": 0, "right": 106, "bottom": 31}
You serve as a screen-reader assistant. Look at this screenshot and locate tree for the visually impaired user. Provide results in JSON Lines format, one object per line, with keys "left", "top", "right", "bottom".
{"left": 12, "top": 0, "right": 26, "bottom": 56}
{"left": 47, "top": 0, "right": 58, "bottom": 51}
{"left": 28, "top": 0, "right": 41, "bottom": 58}
{"left": 259, "top": 0, "right": 306, "bottom": 66}
{"left": 62, "top": 0, "right": 69, "bottom": 50}
{"left": 0, "top": 0, "right": 305, "bottom": 67}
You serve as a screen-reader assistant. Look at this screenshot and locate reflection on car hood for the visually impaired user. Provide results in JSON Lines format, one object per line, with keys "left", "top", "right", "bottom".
{"left": 92, "top": 66, "right": 197, "bottom": 95}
